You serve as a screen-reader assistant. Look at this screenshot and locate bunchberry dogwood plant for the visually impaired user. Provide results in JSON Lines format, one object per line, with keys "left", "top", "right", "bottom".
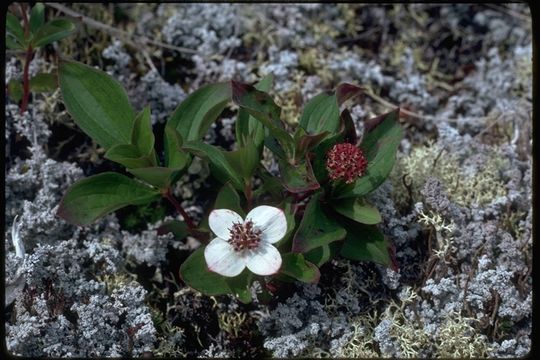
{"left": 56, "top": 59, "right": 403, "bottom": 302}
{"left": 6, "top": 3, "right": 76, "bottom": 114}
{"left": 205, "top": 206, "right": 286, "bottom": 277}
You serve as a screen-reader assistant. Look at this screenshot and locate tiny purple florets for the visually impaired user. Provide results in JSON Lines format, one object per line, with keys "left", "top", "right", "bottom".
{"left": 228, "top": 220, "right": 262, "bottom": 252}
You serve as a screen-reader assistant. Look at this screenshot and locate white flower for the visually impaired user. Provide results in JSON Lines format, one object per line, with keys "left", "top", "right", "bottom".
{"left": 204, "top": 205, "right": 287, "bottom": 277}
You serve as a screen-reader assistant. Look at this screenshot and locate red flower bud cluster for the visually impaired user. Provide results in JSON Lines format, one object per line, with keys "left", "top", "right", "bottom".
{"left": 326, "top": 143, "right": 368, "bottom": 184}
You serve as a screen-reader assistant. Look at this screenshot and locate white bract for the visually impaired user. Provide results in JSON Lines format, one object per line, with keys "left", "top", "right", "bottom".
{"left": 204, "top": 205, "right": 287, "bottom": 277}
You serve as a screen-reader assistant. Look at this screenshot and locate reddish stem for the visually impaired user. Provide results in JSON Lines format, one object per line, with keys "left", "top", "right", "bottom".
{"left": 163, "top": 189, "right": 196, "bottom": 230}
{"left": 20, "top": 4, "right": 29, "bottom": 36}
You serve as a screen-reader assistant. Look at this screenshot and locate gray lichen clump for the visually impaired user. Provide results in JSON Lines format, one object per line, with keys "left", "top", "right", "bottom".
{"left": 5, "top": 3, "right": 531, "bottom": 357}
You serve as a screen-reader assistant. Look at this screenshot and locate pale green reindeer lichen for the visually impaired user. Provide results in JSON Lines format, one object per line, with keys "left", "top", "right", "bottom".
{"left": 337, "top": 314, "right": 380, "bottom": 358}
{"left": 218, "top": 311, "right": 248, "bottom": 338}
{"left": 392, "top": 140, "right": 508, "bottom": 208}
{"left": 417, "top": 209, "right": 456, "bottom": 260}
{"left": 435, "top": 311, "right": 491, "bottom": 358}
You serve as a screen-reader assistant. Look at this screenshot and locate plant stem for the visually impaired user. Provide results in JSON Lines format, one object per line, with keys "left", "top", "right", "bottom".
{"left": 163, "top": 189, "right": 196, "bottom": 230}
{"left": 20, "top": 4, "right": 29, "bottom": 36}
{"left": 244, "top": 180, "right": 253, "bottom": 211}
{"left": 19, "top": 4, "right": 33, "bottom": 115}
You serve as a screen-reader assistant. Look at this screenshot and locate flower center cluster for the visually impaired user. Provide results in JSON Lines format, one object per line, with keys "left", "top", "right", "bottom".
{"left": 228, "top": 220, "right": 262, "bottom": 252}
{"left": 326, "top": 143, "right": 368, "bottom": 184}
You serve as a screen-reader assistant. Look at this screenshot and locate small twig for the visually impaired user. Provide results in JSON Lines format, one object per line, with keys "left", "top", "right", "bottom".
{"left": 462, "top": 244, "right": 484, "bottom": 316}
{"left": 163, "top": 189, "right": 196, "bottom": 230}
{"left": 474, "top": 112, "right": 504, "bottom": 139}
{"left": 484, "top": 4, "right": 531, "bottom": 22}
{"left": 489, "top": 290, "right": 500, "bottom": 337}
{"left": 44, "top": 3, "right": 198, "bottom": 55}
{"left": 140, "top": 49, "right": 158, "bottom": 73}
{"left": 336, "top": 26, "right": 380, "bottom": 44}
{"left": 363, "top": 87, "right": 491, "bottom": 124}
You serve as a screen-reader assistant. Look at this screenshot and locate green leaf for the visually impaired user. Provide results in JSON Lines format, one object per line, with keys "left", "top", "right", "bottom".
{"left": 299, "top": 83, "right": 363, "bottom": 136}
{"left": 29, "top": 3, "right": 45, "bottom": 35}
{"left": 29, "top": 73, "right": 57, "bottom": 93}
{"left": 183, "top": 141, "right": 244, "bottom": 190}
{"left": 128, "top": 167, "right": 181, "bottom": 189}
{"left": 6, "top": 12, "right": 25, "bottom": 44}
{"left": 163, "top": 125, "right": 190, "bottom": 170}
{"left": 131, "top": 106, "right": 155, "bottom": 156}
{"left": 292, "top": 193, "right": 347, "bottom": 253}
{"left": 168, "top": 82, "right": 231, "bottom": 141}
{"left": 231, "top": 81, "right": 294, "bottom": 157}
{"left": 223, "top": 140, "right": 260, "bottom": 182}
{"left": 31, "top": 19, "right": 76, "bottom": 47}
{"left": 179, "top": 248, "right": 231, "bottom": 296}
{"left": 157, "top": 220, "right": 189, "bottom": 241}
{"left": 264, "top": 135, "right": 287, "bottom": 160}
{"left": 225, "top": 270, "right": 253, "bottom": 303}
{"left": 335, "top": 83, "right": 364, "bottom": 107}
{"left": 59, "top": 60, "right": 135, "bottom": 149}
{"left": 280, "top": 253, "right": 320, "bottom": 283}
{"left": 253, "top": 167, "right": 283, "bottom": 201}
{"left": 339, "top": 222, "right": 392, "bottom": 267}
{"left": 304, "top": 242, "right": 340, "bottom": 267}
{"left": 334, "top": 108, "right": 403, "bottom": 198}
{"left": 339, "top": 108, "right": 358, "bottom": 145}
{"left": 57, "top": 172, "right": 160, "bottom": 225}
{"left": 164, "top": 83, "right": 231, "bottom": 168}
{"left": 213, "top": 183, "right": 245, "bottom": 216}
{"left": 332, "top": 197, "right": 382, "bottom": 224}
{"left": 6, "top": 34, "right": 25, "bottom": 50}
{"left": 294, "top": 128, "right": 329, "bottom": 160}
{"left": 7, "top": 79, "right": 23, "bottom": 103}
{"left": 278, "top": 157, "right": 320, "bottom": 194}
{"left": 104, "top": 144, "right": 155, "bottom": 169}
{"left": 299, "top": 92, "right": 339, "bottom": 135}
{"left": 236, "top": 74, "right": 273, "bottom": 149}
